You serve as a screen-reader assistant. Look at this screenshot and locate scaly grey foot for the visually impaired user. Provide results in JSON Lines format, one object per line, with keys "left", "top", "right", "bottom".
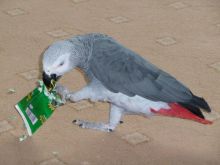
{"left": 72, "top": 119, "right": 114, "bottom": 132}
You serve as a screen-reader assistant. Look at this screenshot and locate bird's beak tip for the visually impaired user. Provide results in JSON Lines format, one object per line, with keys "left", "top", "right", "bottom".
{"left": 42, "top": 72, "right": 61, "bottom": 90}
{"left": 42, "top": 72, "right": 51, "bottom": 88}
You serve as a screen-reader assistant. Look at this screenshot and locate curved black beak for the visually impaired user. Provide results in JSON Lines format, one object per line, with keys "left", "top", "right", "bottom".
{"left": 42, "top": 72, "right": 61, "bottom": 89}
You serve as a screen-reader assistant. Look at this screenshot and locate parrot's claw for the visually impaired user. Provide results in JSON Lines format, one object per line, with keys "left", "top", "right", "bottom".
{"left": 54, "top": 84, "right": 70, "bottom": 103}
{"left": 72, "top": 119, "right": 114, "bottom": 132}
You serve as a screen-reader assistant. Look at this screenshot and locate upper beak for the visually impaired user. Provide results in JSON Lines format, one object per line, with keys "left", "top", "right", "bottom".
{"left": 42, "top": 72, "right": 61, "bottom": 89}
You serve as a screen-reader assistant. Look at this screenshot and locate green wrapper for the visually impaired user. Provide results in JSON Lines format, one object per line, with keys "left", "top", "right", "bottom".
{"left": 15, "top": 81, "right": 63, "bottom": 136}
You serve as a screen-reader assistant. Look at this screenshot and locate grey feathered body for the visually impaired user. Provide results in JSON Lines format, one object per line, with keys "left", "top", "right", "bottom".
{"left": 64, "top": 33, "right": 210, "bottom": 118}
{"left": 67, "top": 33, "right": 192, "bottom": 102}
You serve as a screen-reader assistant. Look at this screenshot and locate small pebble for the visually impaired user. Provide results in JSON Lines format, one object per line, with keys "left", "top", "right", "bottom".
{"left": 8, "top": 115, "right": 17, "bottom": 120}
{"left": 52, "top": 151, "right": 59, "bottom": 156}
{"left": 19, "top": 134, "right": 28, "bottom": 142}
{"left": 81, "top": 161, "right": 90, "bottom": 165}
{"left": 7, "top": 88, "right": 16, "bottom": 94}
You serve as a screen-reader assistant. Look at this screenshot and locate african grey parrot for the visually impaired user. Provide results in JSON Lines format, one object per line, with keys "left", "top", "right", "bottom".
{"left": 42, "top": 33, "right": 212, "bottom": 132}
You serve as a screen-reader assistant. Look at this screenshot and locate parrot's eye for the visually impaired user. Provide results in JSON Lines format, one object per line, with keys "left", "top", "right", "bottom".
{"left": 59, "top": 62, "right": 64, "bottom": 66}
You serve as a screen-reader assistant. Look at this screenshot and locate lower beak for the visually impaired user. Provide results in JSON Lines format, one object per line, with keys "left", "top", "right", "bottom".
{"left": 42, "top": 72, "right": 61, "bottom": 90}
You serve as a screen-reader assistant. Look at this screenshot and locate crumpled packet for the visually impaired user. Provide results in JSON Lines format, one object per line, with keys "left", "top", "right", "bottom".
{"left": 15, "top": 80, "right": 64, "bottom": 136}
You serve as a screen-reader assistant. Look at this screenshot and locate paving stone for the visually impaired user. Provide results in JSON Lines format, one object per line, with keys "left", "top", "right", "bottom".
{"left": 19, "top": 69, "right": 39, "bottom": 80}
{"left": 121, "top": 132, "right": 150, "bottom": 145}
{"left": 210, "top": 62, "right": 220, "bottom": 72}
{"left": 169, "top": 2, "right": 188, "bottom": 9}
{"left": 109, "top": 16, "right": 130, "bottom": 24}
{"left": 47, "top": 29, "right": 69, "bottom": 38}
{"left": 72, "top": 0, "right": 89, "bottom": 3}
{"left": 80, "top": 161, "right": 90, "bottom": 165}
{"left": 0, "top": 120, "right": 13, "bottom": 133}
{"left": 5, "top": 8, "right": 26, "bottom": 16}
{"left": 203, "top": 110, "right": 220, "bottom": 121}
{"left": 156, "top": 37, "right": 177, "bottom": 46}
{"left": 68, "top": 100, "right": 94, "bottom": 111}
{"left": 39, "top": 158, "right": 66, "bottom": 165}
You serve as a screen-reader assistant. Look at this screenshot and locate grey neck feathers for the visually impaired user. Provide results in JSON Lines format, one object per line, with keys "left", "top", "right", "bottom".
{"left": 66, "top": 33, "right": 109, "bottom": 73}
{"left": 67, "top": 36, "right": 92, "bottom": 71}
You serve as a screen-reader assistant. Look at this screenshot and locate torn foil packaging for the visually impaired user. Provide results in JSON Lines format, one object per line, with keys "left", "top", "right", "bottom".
{"left": 15, "top": 81, "right": 63, "bottom": 136}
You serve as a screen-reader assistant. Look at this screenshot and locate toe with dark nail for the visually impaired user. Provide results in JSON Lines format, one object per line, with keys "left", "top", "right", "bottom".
{"left": 119, "top": 121, "right": 124, "bottom": 124}
{"left": 72, "top": 120, "right": 77, "bottom": 123}
{"left": 109, "top": 129, "right": 113, "bottom": 132}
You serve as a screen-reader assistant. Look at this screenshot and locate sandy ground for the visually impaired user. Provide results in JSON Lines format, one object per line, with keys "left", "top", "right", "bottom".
{"left": 0, "top": 0, "right": 220, "bottom": 164}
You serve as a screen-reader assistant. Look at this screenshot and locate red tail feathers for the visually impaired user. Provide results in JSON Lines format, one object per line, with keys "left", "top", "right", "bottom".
{"left": 151, "top": 103, "right": 212, "bottom": 124}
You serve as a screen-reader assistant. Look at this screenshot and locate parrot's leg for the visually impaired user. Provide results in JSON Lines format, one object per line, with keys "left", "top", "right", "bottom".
{"left": 73, "top": 104, "right": 123, "bottom": 132}
{"left": 67, "top": 85, "right": 95, "bottom": 102}
{"left": 54, "top": 84, "right": 70, "bottom": 103}
{"left": 55, "top": 84, "right": 92, "bottom": 103}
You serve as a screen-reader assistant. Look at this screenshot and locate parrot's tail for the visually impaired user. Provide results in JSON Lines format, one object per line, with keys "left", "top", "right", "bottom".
{"left": 151, "top": 103, "right": 212, "bottom": 124}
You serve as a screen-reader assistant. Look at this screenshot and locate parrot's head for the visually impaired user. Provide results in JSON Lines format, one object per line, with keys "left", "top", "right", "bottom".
{"left": 42, "top": 40, "right": 75, "bottom": 88}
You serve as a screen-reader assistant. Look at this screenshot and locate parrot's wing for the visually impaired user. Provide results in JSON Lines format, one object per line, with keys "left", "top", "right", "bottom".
{"left": 89, "top": 38, "right": 193, "bottom": 103}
